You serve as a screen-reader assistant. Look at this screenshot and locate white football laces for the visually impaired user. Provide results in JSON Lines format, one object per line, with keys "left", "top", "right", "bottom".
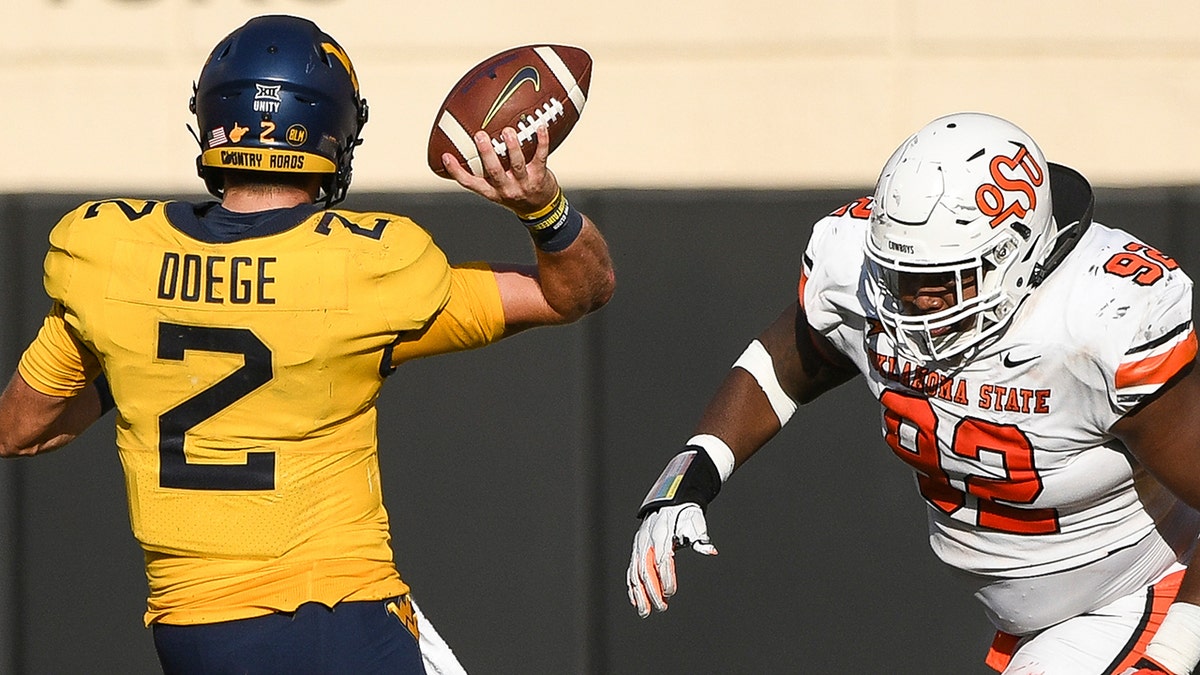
{"left": 490, "top": 98, "right": 566, "bottom": 157}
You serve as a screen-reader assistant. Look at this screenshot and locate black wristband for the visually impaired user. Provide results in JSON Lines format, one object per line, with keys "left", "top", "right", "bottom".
{"left": 94, "top": 373, "right": 116, "bottom": 416}
{"left": 636, "top": 445, "right": 723, "bottom": 518}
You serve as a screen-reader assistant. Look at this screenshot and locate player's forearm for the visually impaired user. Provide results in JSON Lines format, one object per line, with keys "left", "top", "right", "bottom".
{"left": 0, "top": 373, "right": 101, "bottom": 457}
{"left": 531, "top": 216, "right": 614, "bottom": 322}
{"left": 692, "top": 304, "right": 859, "bottom": 469}
{"left": 693, "top": 368, "right": 784, "bottom": 469}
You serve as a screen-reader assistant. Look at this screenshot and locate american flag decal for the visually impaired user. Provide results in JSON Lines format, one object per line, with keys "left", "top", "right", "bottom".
{"left": 208, "top": 127, "right": 229, "bottom": 148}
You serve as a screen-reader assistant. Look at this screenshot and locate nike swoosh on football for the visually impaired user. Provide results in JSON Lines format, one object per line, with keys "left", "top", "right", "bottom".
{"left": 1002, "top": 352, "right": 1041, "bottom": 368}
{"left": 482, "top": 66, "right": 541, "bottom": 129}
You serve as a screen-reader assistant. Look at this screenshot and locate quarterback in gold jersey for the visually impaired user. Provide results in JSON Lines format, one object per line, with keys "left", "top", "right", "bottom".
{"left": 0, "top": 15, "right": 613, "bottom": 675}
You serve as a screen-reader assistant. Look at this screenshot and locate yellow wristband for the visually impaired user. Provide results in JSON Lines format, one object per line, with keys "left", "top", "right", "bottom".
{"left": 515, "top": 189, "right": 564, "bottom": 220}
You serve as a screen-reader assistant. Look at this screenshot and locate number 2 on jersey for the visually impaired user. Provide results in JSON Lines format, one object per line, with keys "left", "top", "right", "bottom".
{"left": 880, "top": 390, "right": 1059, "bottom": 534}
{"left": 157, "top": 322, "right": 275, "bottom": 490}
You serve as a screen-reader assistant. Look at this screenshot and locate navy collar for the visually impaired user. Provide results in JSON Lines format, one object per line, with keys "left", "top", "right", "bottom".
{"left": 163, "top": 201, "right": 322, "bottom": 243}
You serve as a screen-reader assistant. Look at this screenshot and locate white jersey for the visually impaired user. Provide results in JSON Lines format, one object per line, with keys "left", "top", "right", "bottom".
{"left": 801, "top": 198, "right": 1198, "bottom": 589}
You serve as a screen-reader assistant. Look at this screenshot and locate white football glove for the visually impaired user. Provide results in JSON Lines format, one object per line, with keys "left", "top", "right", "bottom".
{"left": 626, "top": 502, "right": 718, "bottom": 618}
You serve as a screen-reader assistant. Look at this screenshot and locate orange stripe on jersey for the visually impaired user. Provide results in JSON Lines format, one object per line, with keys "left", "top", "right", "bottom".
{"left": 985, "top": 630, "right": 1020, "bottom": 672}
{"left": 1116, "top": 330, "right": 1197, "bottom": 389}
{"left": 1105, "top": 569, "right": 1183, "bottom": 673}
{"left": 798, "top": 270, "right": 809, "bottom": 308}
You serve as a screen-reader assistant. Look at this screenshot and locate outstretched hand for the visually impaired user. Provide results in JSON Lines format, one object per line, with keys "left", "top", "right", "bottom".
{"left": 442, "top": 123, "right": 560, "bottom": 216}
{"left": 626, "top": 503, "right": 718, "bottom": 618}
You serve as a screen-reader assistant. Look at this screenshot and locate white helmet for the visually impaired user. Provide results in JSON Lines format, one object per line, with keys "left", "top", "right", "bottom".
{"left": 864, "top": 112, "right": 1057, "bottom": 363}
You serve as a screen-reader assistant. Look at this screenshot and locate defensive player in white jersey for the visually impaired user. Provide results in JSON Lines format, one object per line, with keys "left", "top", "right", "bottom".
{"left": 627, "top": 112, "right": 1200, "bottom": 673}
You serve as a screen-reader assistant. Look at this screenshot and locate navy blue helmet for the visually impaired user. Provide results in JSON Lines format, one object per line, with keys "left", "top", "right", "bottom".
{"left": 190, "top": 15, "right": 369, "bottom": 206}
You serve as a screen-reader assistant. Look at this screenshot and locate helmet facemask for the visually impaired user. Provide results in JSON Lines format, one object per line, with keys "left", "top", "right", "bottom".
{"left": 863, "top": 113, "right": 1056, "bottom": 364}
{"left": 866, "top": 227, "right": 1043, "bottom": 362}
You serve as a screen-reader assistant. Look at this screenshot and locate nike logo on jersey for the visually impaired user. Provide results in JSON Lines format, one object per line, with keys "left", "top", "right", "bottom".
{"left": 1002, "top": 351, "right": 1041, "bottom": 368}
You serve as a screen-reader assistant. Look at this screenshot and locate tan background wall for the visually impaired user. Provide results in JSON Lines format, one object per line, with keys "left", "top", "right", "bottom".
{"left": 2, "top": 0, "right": 1198, "bottom": 193}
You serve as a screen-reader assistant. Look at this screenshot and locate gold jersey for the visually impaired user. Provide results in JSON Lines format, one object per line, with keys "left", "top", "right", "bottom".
{"left": 18, "top": 199, "right": 505, "bottom": 625}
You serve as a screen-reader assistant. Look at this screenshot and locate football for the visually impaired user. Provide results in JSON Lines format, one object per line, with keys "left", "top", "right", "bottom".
{"left": 427, "top": 44, "right": 592, "bottom": 178}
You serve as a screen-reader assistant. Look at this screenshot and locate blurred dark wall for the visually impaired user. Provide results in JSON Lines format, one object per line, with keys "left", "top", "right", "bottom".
{"left": 2, "top": 185, "right": 1198, "bottom": 674}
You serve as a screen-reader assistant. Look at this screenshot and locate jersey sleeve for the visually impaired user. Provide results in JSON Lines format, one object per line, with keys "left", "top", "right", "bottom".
{"left": 1062, "top": 226, "right": 1198, "bottom": 422}
{"left": 42, "top": 202, "right": 93, "bottom": 307}
{"left": 340, "top": 210, "right": 454, "bottom": 334}
{"left": 799, "top": 205, "right": 873, "bottom": 336}
{"left": 20, "top": 203, "right": 103, "bottom": 397}
{"left": 17, "top": 303, "right": 102, "bottom": 397}
{"left": 389, "top": 262, "right": 506, "bottom": 365}
{"left": 1109, "top": 268, "right": 1196, "bottom": 415}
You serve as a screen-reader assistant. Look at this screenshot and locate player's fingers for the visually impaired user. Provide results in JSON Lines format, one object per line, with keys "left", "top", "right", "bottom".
{"left": 629, "top": 583, "right": 651, "bottom": 618}
{"left": 641, "top": 547, "right": 669, "bottom": 612}
{"left": 531, "top": 123, "right": 551, "bottom": 164}
{"left": 677, "top": 506, "right": 719, "bottom": 556}
{"left": 443, "top": 152, "right": 477, "bottom": 183}
{"left": 626, "top": 554, "right": 651, "bottom": 618}
{"left": 656, "top": 550, "right": 678, "bottom": 599}
{"left": 473, "top": 131, "right": 507, "bottom": 180}
{"left": 501, "top": 128, "right": 527, "bottom": 176}
{"left": 631, "top": 526, "right": 663, "bottom": 615}
{"left": 443, "top": 152, "right": 501, "bottom": 201}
